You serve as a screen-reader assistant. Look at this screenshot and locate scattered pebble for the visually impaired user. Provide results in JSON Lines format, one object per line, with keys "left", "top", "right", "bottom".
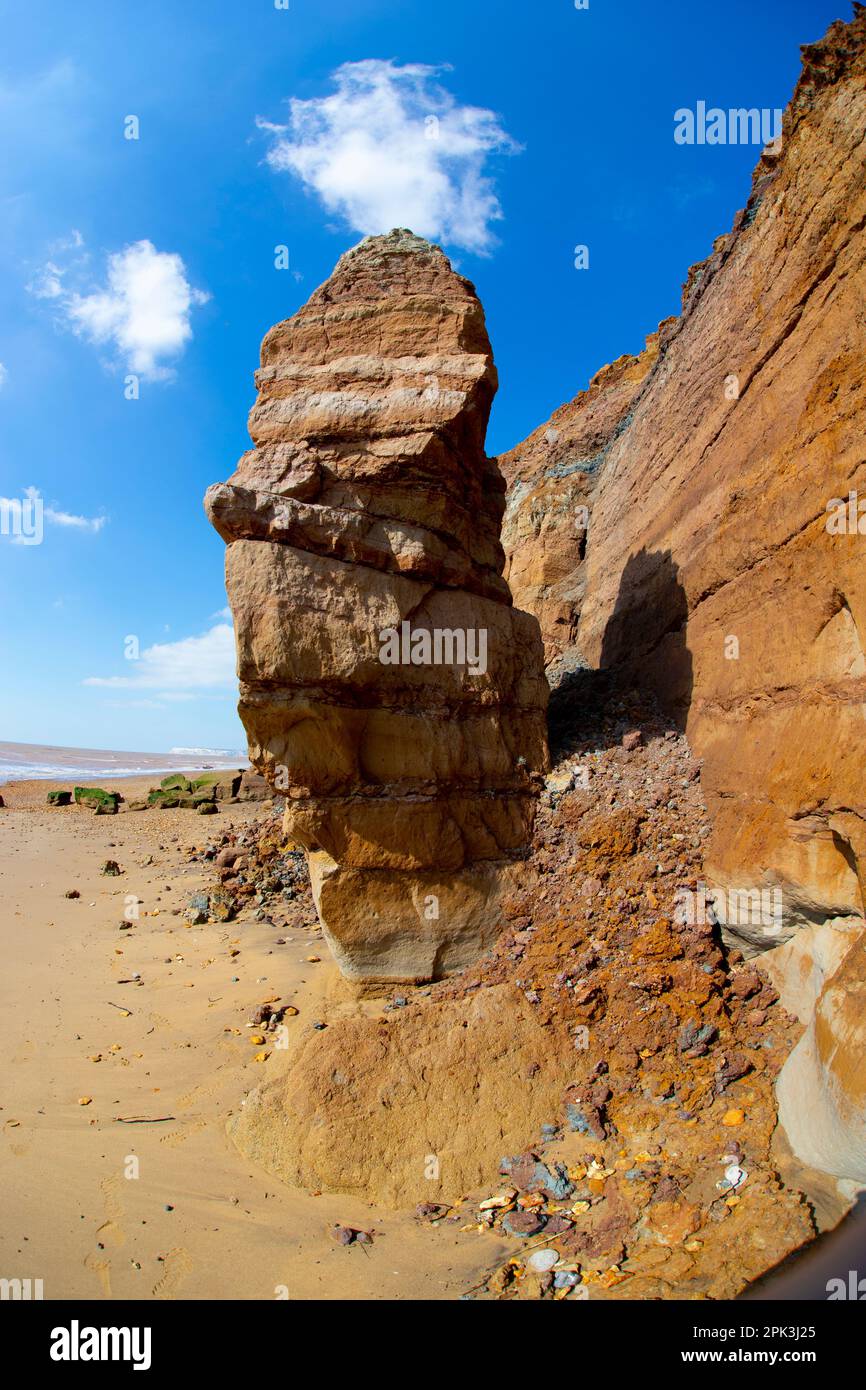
{"left": 527, "top": 1249, "right": 559, "bottom": 1273}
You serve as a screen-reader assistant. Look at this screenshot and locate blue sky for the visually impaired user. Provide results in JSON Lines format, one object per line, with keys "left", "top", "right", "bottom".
{"left": 0, "top": 0, "right": 845, "bottom": 752}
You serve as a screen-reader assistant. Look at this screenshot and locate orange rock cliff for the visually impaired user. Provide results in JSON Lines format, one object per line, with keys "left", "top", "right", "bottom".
{"left": 206, "top": 7, "right": 866, "bottom": 1233}
{"left": 501, "top": 7, "right": 866, "bottom": 1184}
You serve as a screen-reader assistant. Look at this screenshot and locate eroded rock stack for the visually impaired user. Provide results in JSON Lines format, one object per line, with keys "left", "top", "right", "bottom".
{"left": 206, "top": 229, "right": 548, "bottom": 982}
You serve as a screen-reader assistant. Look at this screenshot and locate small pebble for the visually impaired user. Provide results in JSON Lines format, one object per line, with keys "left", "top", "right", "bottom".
{"left": 527, "top": 1248, "right": 559, "bottom": 1273}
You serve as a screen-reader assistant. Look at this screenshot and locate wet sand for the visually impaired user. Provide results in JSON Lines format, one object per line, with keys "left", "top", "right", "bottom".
{"left": 0, "top": 787, "right": 496, "bottom": 1299}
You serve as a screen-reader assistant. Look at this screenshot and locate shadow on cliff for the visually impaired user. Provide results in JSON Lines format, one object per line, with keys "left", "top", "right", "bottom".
{"left": 548, "top": 548, "right": 693, "bottom": 764}
{"left": 741, "top": 1191, "right": 866, "bottom": 1301}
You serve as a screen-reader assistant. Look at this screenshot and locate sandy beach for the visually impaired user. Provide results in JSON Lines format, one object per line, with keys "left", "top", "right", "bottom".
{"left": 0, "top": 779, "right": 497, "bottom": 1300}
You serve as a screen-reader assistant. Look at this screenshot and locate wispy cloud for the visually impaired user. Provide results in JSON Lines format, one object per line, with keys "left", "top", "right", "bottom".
{"left": 258, "top": 59, "right": 520, "bottom": 254}
{"left": 44, "top": 504, "right": 106, "bottom": 532}
{"left": 0, "top": 61, "right": 88, "bottom": 193}
{"left": 0, "top": 60, "right": 79, "bottom": 114}
{"left": 0, "top": 362, "right": 7, "bottom": 390}
{"left": 84, "top": 617, "right": 236, "bottom": 698}
{"left": 28, "top": 235, "right": 210, "bottom": 381}
{"left": 27, "top": 228, "right": 86, "bottom": 300}
{"left": 0, "top": 485, "right": 106, "bottom": 540}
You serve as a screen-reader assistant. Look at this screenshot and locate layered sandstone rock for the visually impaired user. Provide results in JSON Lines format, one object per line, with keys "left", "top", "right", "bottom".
{"left": 776, "top": 932, "right": 866, "bottom": 1185}
{"left": 584, "top": 10, "right": 866, "bottom": 948}
{"left": 501, "top": 10, "right": 866, "bottom": 1180}
{"left": 206, "top": 229, "right": 548, "bottom": 982}
{"left": 499, "top": 337, "right": 661, "bottom": 672}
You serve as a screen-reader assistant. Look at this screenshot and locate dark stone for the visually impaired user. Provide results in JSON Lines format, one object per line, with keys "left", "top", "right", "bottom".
{"left": 502, "top": 1209, "right": 547, "bottom": 1237}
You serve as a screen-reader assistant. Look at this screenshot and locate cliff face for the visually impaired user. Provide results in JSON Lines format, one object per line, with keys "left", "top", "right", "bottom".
{"left": 209, "top": 11, "right": 865, "bottom": 1231}
{"left": 206, "top": 229, "right": 548, "bottom": 983}
{"left": 499, "top": 337, "right": 661, "bottom": 674}
{"left": 501, "top": 9, "right": 866, "bottom": 1181}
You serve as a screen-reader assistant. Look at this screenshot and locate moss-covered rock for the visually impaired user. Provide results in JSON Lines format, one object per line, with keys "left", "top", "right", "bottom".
{"left": 148, "top": 777, "right": 235, "bottom": 809}
{"left": 47, "top": 790, "right": 72, "bottom": 806}
{"left": 191, "top": 770, "right": 244, "bottom": 800}
{"left": 160, "top": 773, "right": 192, "bottom": 792}
{"left": 74, "top": 786, "right": 121, "bottom": 810}
{"left": 147, "top": 789, "right": 180, "bottom": 808}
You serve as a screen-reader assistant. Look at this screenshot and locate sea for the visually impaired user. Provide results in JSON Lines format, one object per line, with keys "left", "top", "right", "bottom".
{"left": 0, "top": 741, "right": 249, "bottom": 784}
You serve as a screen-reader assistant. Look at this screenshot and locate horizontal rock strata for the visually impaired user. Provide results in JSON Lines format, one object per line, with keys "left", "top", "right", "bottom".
{"left": 499, "top": 338, "right": 661, "bottom": 673}
{"left": 207, "top": 229, "right": 548, "bottom": 981}
{"left": 501, "top": 10, "right": 866, "bottom": 1182}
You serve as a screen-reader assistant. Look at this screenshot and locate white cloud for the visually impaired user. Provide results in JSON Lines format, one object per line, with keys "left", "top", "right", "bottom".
{"left": 28, "top": 231, "right": 86, "bottom": 300}
{"left": 84, "top": 618, "right": 236, "bottom": 695}
{"left": 0, "top": 362, "right": 7, "bottom": 389}
{"left": 258, "top": 59, "right": 520, "bottom": 254}
{"left": 43, "top": 504, "right": 106, "bottom": 532}
{"left": 0, "top": 485, "right": 106, "bottom": 540}
{"left": 28, "top": 237, "right": 209, "bottom": 381}
{"left": 29, "top": 262, "right": 66, "bottom": 299}
{"left": 67, "top": 240, "right": 210, "bottom": 380}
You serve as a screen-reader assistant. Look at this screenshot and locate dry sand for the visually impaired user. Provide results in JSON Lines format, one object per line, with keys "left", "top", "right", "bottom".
{"left": 0, "top": 777, "right": 496, "bottom": 1300}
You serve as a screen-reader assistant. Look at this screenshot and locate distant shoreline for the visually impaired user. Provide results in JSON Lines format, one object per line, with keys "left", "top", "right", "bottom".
{"left": 0, "top": 740, "right": 248, "bottom": 786}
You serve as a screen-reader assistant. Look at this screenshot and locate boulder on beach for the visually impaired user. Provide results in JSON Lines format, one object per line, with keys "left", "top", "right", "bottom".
{"left": 191, "top": 769, "right": 244, "bottom": 799}
{"left": 160, "top": 773, "right": 192, "bottom": 793}
{"left": 74, "top": 786, "right": 121, "bottom": 811}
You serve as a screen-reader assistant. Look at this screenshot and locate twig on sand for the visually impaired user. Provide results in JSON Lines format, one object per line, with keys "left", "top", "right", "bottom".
{"left": 115, "top": 1115, "right": 176, "bottom": 1124}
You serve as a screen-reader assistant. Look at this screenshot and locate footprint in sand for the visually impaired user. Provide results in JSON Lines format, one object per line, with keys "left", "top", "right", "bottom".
{"left": 151, "top": 1247, "right": 193, "bottom": 1299}
{"left": 96, "top": 1175, "right": 126, "bottom": 1247}
{"left": 160, "top": 1116, "right": 207, "bottom": 1148}
{"left": 95, "top": 1218, "right": 125, "bottom": 1248}
{"left": 84, "top": 1251, "right": 112, "bottom": 1297}
{"left": 175, "top": 1077, "right": 222, "bottom": 1109}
